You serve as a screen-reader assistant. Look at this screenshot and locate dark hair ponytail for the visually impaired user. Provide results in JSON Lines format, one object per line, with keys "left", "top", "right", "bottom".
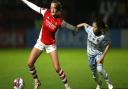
{"left": 93, "top": 17, "right": 109, "bottom": 34}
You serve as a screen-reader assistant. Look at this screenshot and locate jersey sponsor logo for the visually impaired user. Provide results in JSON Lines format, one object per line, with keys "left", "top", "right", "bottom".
{"left": 45, "top": 19, "right": 57, "bottom": 30}
{"left": 87, "top": 39, "right": 97, "bottom": 49}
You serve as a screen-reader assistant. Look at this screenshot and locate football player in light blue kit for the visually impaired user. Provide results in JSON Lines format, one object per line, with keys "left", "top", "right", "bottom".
{"left": 77, "top": 18, "right": 113, "bottom": 89}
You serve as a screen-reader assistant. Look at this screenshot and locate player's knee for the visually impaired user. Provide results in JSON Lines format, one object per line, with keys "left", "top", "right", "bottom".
{"left": 97, "top": 64, "right": 103, "bottom": 73}
{"left": 27, "top": 61, "right": 34, "bottom": 68}
{"left": 55, "top": 67, "right": 61, "bottom": 73}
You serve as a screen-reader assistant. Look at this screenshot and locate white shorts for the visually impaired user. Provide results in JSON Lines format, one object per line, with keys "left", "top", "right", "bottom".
{"left": 34, "top": 40, "right": 56, "bottom": 53}
{"left": 95, "top": 52, "right": 103, "bottom": 62}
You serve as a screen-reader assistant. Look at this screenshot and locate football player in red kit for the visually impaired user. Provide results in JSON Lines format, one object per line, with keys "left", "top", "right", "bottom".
{"left": 21, "top": 0, "right": 77, "bottom": 89}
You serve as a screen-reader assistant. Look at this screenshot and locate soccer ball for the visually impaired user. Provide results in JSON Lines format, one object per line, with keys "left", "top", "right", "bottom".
{"left": 13, "top": 77, "right": 24, "bottom": 89}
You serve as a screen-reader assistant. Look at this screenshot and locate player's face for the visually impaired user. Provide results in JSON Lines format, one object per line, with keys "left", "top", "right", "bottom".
{"left": 50, "top": 3, "right": 58, "bottom": 16}
{"left": 92, "top": 22, "right": 97, "bottom": 31}
{"left": 92, "top": 22, "right": 101, "bottom": 36}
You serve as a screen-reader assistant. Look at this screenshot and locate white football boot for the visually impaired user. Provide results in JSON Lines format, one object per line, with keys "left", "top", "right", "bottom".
{"left": 34, "top": 80, "right": 41, "bottom": 89}
{"left": 65, "top": 84, "right": 71, "bottom": 89}
{"left": 108, "top": 84, "right": 113, "bottom": 89}
{"left": 96, "top": 85, "right": 101, "bottom": 89}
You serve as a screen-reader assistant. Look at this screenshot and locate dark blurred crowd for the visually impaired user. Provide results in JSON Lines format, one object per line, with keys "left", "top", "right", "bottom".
{"left": 0, "top": 0, "right": 128, "bottom": 30}
{"left": 98, "top": 0, "right": 128, "bottom": 28}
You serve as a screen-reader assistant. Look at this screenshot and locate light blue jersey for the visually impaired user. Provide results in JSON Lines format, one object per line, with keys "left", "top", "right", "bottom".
{"left": 85, "top": 26, "right": 110, "bottom": 56}
{"left": 84, "top": 25, "right": 113, "bottom": 88}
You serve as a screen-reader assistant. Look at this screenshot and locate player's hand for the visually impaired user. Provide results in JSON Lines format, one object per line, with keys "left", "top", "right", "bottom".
{"left": 76, "top": 24, "right": 81, "bottom": 28}
{"left": 76, "top": 26, "right": 81, "bottom": 32}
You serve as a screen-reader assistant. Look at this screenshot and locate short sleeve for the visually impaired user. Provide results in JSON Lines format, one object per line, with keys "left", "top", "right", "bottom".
{"left": 41, "top": 8, "right": 47, "bottom": 16}
{"left": 85, "top": 25, "right": 93, "bottom": 34}
{"left": 101, "top": 36, "right": 111, "bottom": 47}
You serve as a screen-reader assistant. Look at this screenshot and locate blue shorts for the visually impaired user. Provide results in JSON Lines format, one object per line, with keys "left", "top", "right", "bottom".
{"left": 88, "top": 53, "right": 102, "bottom": 71}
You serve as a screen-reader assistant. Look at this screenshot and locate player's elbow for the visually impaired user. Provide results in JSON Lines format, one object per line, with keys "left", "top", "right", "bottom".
{"left": 108, "top": 43, "right": 111, "bottom": 49}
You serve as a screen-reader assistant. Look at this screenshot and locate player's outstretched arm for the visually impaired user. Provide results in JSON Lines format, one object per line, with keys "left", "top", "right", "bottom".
{"left": 97, "top": 43, "right": 111, "bottom": 64}
{"left": 61, "top": 20, "right": 77, "bottom": 31}
{"left": 21, "top": 0, "right": 46, "bottom": 15}
{"left": 77, "top": 23, "right": 89, "bottom": 29}
{"left": 102, "top": 43, "right": 111, "bottom": 58}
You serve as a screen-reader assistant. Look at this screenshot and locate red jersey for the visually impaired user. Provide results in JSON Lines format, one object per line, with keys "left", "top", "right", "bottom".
{"left": 40, "top": 9, "right": 62, "bottom": 45}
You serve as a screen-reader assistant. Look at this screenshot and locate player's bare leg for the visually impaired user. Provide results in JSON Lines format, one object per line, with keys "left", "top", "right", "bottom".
{"left": 28, "top": 47, "right": 42, "bottom": 89}
{"left": 89, "top": 65, "right": 102, "bottom": 89}
{"left": 97, "top": 63, "right": 113, "bottom": 89}
{"left": 49, "top": 50, "right": 71, "bottom": 89}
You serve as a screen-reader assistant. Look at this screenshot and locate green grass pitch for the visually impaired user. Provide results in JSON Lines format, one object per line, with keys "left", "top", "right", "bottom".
{"left": 0, "top": 48, "right": 128, "bottom": 89}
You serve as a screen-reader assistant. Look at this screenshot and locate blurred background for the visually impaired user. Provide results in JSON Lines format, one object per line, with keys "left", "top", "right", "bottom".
{"left": 0, "top": 0, "right": 128, "bottom": 48}
{"left": 0, "top": 0, "right": 128, "bottom": 89}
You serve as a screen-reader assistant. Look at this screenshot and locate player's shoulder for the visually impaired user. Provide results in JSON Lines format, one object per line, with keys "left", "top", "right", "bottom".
{"left": 41, "top": 8, "right": 47, "bottom": 10}
{"left": 46, "top": 9, "right": 51, "bottom": 13}
{"left": 43, "top": 9, "right": 50, "bottom": 16}
{"left": 57, "top": 14, "right": 63, "bottom": 20}
{"left": 56, "top": 16, "right": 63, "bottom": 26}
{"left": 86, "top": 26, "right": 94, "bottom": 33}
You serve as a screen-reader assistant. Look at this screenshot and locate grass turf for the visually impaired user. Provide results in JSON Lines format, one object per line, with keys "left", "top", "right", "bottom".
{"left": 0, "top": 48, "right": 128, "bottom": 89}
